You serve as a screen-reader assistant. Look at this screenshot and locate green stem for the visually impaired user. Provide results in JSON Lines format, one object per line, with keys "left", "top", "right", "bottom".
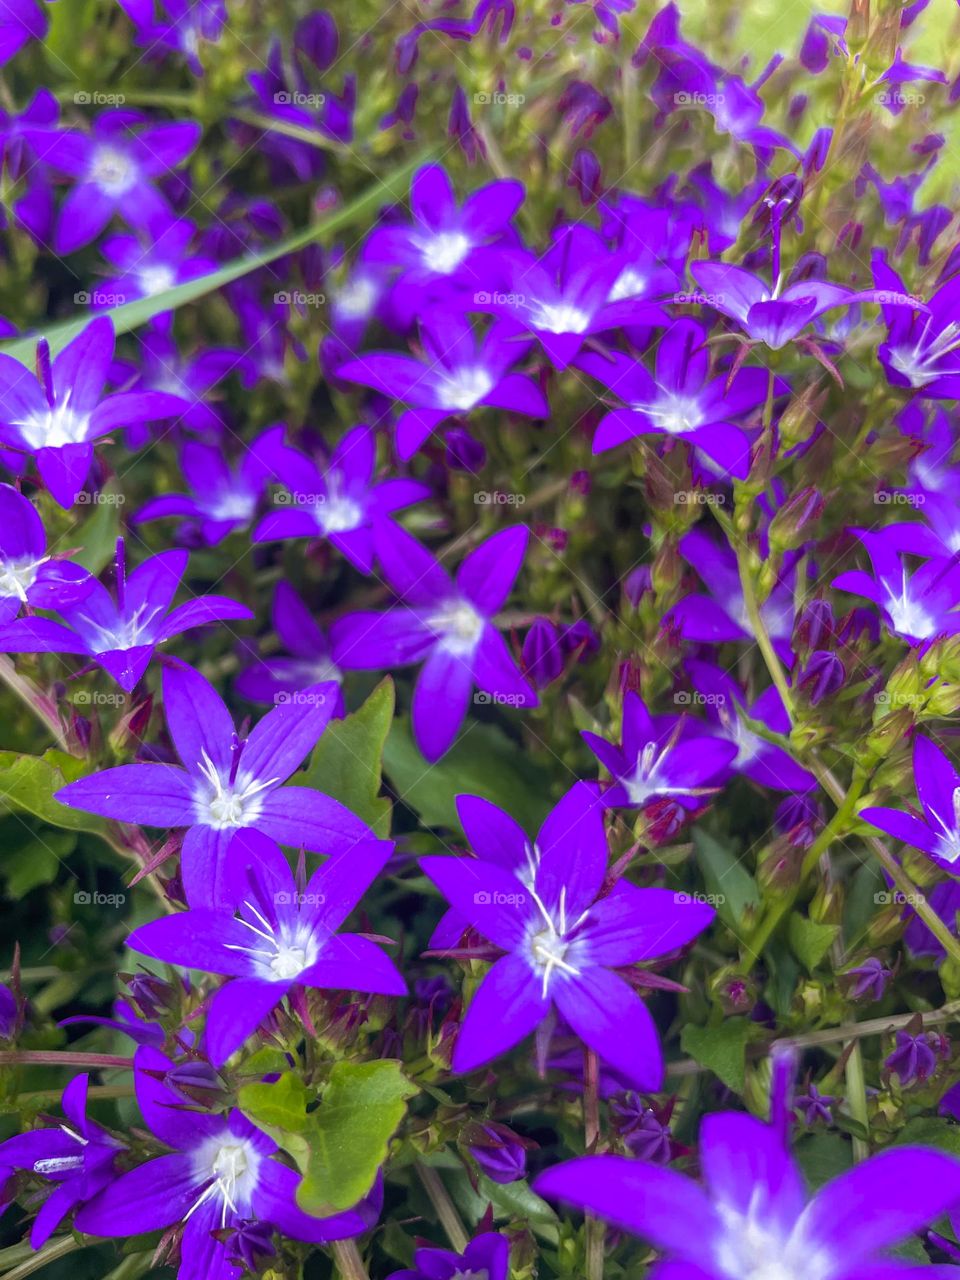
{"left": 0, "top": 1050, "right": 133, "bottom": 1069}
{"left": 583, "top": 1049, "right": 604, "bottom": 1280}
{"left": 330, "top": 1240, "right": 370, "bottom": 1280}
{"left": 0, "top": 1234, "right": 82, "bottom": 1280}
{"left": 417, "top": 1162, "right": 469, "bottom": 1253}
{"left": 0, "top": 656, "right": 66, "bottom": 748}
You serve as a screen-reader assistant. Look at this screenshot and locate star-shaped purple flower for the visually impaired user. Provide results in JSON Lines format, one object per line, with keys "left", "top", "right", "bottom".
{"left": 253, "top": 424, "right": 431, "bottom": 572}
{"left": 235, "top": 581, "right": 343, "bottom": 711}
{"left": 832, "top": 532, "right": 960, "bottom": 645}
{"left": 337, "top": 315, "right": 549, "bottom": 461}
{"left": 387, "top": 1232, "right": 509, "bottom": 1280}
{"left": 861, "top": 735, "right": 960, "bottom": 873}
{"left": 0, "top": 317, "right": 186, "bottom": 506}
{"left": 421, "top": 782, "right": 714, "bottom": 1087}
{"left": 56, "top": 661, "right": 374, "bottom": 907}
{"left": 331, "top": 524, "right": 537, "bottom": 762}
{"left": 128, "top": 830, "right": 404, "bottom": 1065}
{"left": 0, "top": 483, "right": 91, "bottom": 624}
{"left": 0, "top": 540, "right": 252, "bottom": 690}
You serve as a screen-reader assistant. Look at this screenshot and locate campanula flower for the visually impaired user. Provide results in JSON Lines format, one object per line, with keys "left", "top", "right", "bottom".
{"left": 861, "top": 735, "right": 960, "bottom": 873}
{"left": 387, "top": 1232, "right": 509, "bottom": 1280}
{"left": 0, "top": 483, "right": 91, "bottom": 623}
{"left": 235, "top": 581, "right": 343, "bottom": 711}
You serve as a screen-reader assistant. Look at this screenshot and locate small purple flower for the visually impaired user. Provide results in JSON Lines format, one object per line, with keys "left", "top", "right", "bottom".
{"left": 861, "top": 735, "right": 960, "bottom": 873}
{"left": 610, "top": 1096, "right": 673, "bottom": 1163}
{"left": 0, "top": 983, "right": 16, "bottom": 1038}
{"left": 388, "top": 1232, "right": 509, "bottom": 1280}
{"left": 522, "top": 617, "right": 564, "bottom": 689}
{"left": 577, "top": 319, "right": 765, "bottom": 477}
{"left": 536, "top": 1110, "right": 960, "bottom": 1280}
{"left": 421, "top": 782, "right": 714, "bottom": 1087}
{"left": 56, "top": 661, "right": 373, "bottom": 907}
{"left": 25, "top": 111, "right": 201, "bottom": 254}
{"left": 0, "top": 1075, "right": 124, "bottom": 1246}
{"left": 794, "top": 1082, "right": 836, "bottom": 1125}
{"left": 236, "top": 581, "right": 343, "bottom": 711}
{"left": 337, "top": 315, "right": 549, "bottom": 460}
{"left": 74, "top": 1046, "right": 378, "bottom": 1275}
{"left": 873, "top": 250, "right": 960, "bottom": 396}
{"left": 0, "top": 483, "right": 91, "bottom": 623}
{"left": 885, "top": 1029, "right": 941, "bottom": 1085}
{"left": 0, "top": 318, "right": 187, "bottom": 507}
{"left": 331, "top": 524, "right": 537, "bottom": 762}
{"left": 832, "top": 532, "right": 960, "bottom": 645}
{"left": 253, "top": 424, "right": 431, "bottom": 573}
{"left": 96, "top": 216, "right": 218, "bottom": 309}
{"left": 582, "top": 691, "right": 737, "bottom": 810}
{"left": 846, "top": 956, "right": 893, "bottom": 1002}
{"left": 128, "top": 830, "right": 404, "bottom": 1065}
{"left": 0, "top": 540, "right": 251, "bottom": 691}
{"left": 117, "top": 0, "right": 227, "bottom": 74}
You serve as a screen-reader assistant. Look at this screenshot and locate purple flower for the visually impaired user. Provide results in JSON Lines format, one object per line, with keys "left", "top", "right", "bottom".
{"left": 873, "top": 250, "right": 960, "bottom": 396}
{"left": 467, "top": 1124, "right": 528, "bottom": 1184}
{"left": 117, "top": 320, "right": 242, "bottom": 437}
{"left": 388, "top": 1232, "right": 509, "bottom": 1280}
{"left": 689, "top": 258, "right": 880, "bottom": 349}
{"left": 74, "top": 1046, "right": 378, "bottom": 1278}
{"left": 885, "top": 1029, "right": 941, "bottom": 1085}
{"left": 583, "top": 691, "right": 737, "bottom": 810}
{"left": 832, "top": 532, "right": 960, "bottom": 644}
{"left": 667, "top": 528, "right": 797, "bottom": 664}
{"left": 0, "top": 983, "right": 16, "bottom": 1038}
{"left": 846, "top": 956, "right": 893, "bottom": 1002}
{"left": 536, "top": 1111, "right": 960, "bottom": 1279}
{"left": 0, "top": 483, "right": 91, "bottom": 623}
{"left": 96, "top": 216, "right": 218, "bottom": 309}
{"left": 0, "top": 317, "right": 186, "bottom": 506}
{"left": 0, "top": 0, "right": 46, "bottom": 67}
{"left": 861, "top": 735, "right": 960, "bottom": 873}
{"left": 253, "top": 424, "right": 431, "bottom": 572}
{"left": 25, "top": 112, "right": 201, "bottom": 253}
{"left": 128, "top": 830, "right": 404, "bottom": 1065}
{"left": 475, "top": 226, "right": 666, "bottom": 369}
{"left": 337, "top": 315, "right": 549, "bottom": 460}
{"left": 610, "top": 1096, "right": 673, "bottom": 1163}
{"left": 686, "top": 661, "right": 816, "bottom": 792}
{"left": 331, "top": 524, "right": 536, "bottom": 762}
{"left": 117, "top": 0, "right": 227, "bottom": 74}
{"left": 134, "top": 429, "right": 278, "bottom": 546}
{"left": 793, "top": 1082, "right": 836, "bottom": 1125}
{"left": 236, "top": 581, "right": 343, "bottom": 710}
{"left": 522, "top": 617, "right": 564, "bottom": 689}
{"left": 0, "top": 540, "right": 251, "bottom": 691}
{"left": 577, "top": 318, "right": 765, "bottom": 477}
{"left": 56, "top": 661, "right": 373, "bottom": 907}
{"left": 0, "top": 1075, "right": 124, "bottom": 1246}
{"left": 421, "top": 782, "right": 714, "bottom": 1087}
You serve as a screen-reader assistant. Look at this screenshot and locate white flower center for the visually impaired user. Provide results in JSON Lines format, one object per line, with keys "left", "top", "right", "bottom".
{"left": 608, "top": 267, "right": 648, "bottom": 302}
{"left": 532, "top": 302, "right": 592, "bottom": 334}
{"left": 623, "top": 738, "right": 686, "bottom": 806}
{"left": 193, "top": 750, "right": 278, "bottom": 829}
{"left": 639, "top": 391, "right": 704, "bottom": 434}
{"left": 524, "top": 885, "right": 587, "bottom": 997}
{"left": 884, "top": 585, "right": 935, "bottom": 639}
{"left": 420, "top": 231, "right": 471, "bottom": 274}
{"left": 209, "top": 491, "right": 256, "bottom": 522}
{"left": 189, "top": 1133, "right": 262, "bottom": 1227}
{"left": 89, "top": 144, "right": 138, "bottom": 196}
{"left": 139, "top": 264, "right": 176, "bottom": 296}
{"left": 0, "top": 556, "right": 47, "bottom": 602}
{"left": 889, "top": 347, "right": 940, "bottom": 388}
{"left": 222, "top": 903, "right": 321, "bottom": 982}
{"left": 13, "top": 397, "right": 91, "bottom": 449}
{"left": 714, "top": 1199, "right": 834, "bottom": 1280}
{"left": 439, "top": 366, "right": 494, "bottom": 411}
{"left": 335, "top": 276, "right": 379, "bottom": 318}
{"left": 317, "top": 491, "right": 364, "bottom": 534}
{"left": 428, "top": 598, "right": 485, "bottom": 656}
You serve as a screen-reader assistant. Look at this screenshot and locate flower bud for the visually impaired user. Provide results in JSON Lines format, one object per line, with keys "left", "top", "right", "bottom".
{"left": 522, "top": 618, "right": 564, "bottom": 689}
{"left": 466, "top": 1123, "right": 528, "bottom": 1183}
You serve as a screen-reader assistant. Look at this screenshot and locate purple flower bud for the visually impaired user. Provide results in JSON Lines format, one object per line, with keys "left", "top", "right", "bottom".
{"left": 294, "top": 11, "right": 338, "bottom": 72}
{"left": 611, "top": 1095, "right": 672, "bottom": 1163}
{"left": 846, "top": 957, "right": 892, "bottom": 1002}
{"left": 560, "top": 619, "right": 600, "bottom": 660}
{"left": 569, "top": 148, "right": 603, "bottom": 205}
{"left": 523, "top": 618, "right": 564, "bottom": 689}
{"left": 800, "top": 19, "right": 830, "bottom": 74}
{"left": 885, "top": 1029, "right": 941, "bottom": 1086}
{"left": 126, "top": 971, "right": 174, "bottom": 1019}
{"left": 445, "top": 426, "right": 486, "bottom": 472}
{"left": 795, "top": 599, "right": 835, "bottom": 651}
{"left": 467, "top": 1123, "right": 527, "bottom": 1183}
{"left": 794, "top": 1083, "right": 836, "bottom": 1125}
{"left": 624, "top": 566, "right": 652, "bottom": 608}
{"left": 804, "top": 126, "right": 833, "bottom": 175}
{"left": 797, "top": 650, "right": 845, "bottom": 705}
{"left": 570, "top": 470, "right": 591, "bottom": 496}
{"left": 557, "top": 81, "right": 612, "bottom": 138}
{"left": 0, "top": 984, "right": 17, "bottom": 1039}
{"left": 222, "top": 1220, "right": 276, "bottom": 1271}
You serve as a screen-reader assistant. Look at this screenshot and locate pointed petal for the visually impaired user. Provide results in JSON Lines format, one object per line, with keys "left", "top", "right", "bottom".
{"left": 452, "top": 952, "right": 549, "bottom": 1073}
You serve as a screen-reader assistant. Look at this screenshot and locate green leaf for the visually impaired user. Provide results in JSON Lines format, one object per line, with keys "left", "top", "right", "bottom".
{"left": 794, "top": 1131, "right": 853, "bottom": 1190}
{"left": 692, "top": 828, "right": 759, "bottom": 929}
{"left": 72, "top": 495, "right": 123, "bottom": 574}
{"left": 383, "top": 716, "right": 551, "bottom": 834}
{"left": 300, "top": 679, "right": 394, "bottom": 836}
{"left": 894, "top": 1116, "right": 960, "bottom": 1158}
{"left": 296, "top": 1060, "right": 417, "bottom": 1215}
{"left": 238, "top": 1072, "right": 310, "bottom": 1133}
{"left": 0, "top": 750, "right": 109, "bottom": 836}
{"left": 0, "top": 153, "right": 429, "bottom": 365}
{"left": 787, "top": 914, "right": 838, "bottom": 972}
{"left": 680, "top": 1018, "right": 755, "bottom": 1094}
{"left": 1, "top": 829, "right": 76, "bottom": 896}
